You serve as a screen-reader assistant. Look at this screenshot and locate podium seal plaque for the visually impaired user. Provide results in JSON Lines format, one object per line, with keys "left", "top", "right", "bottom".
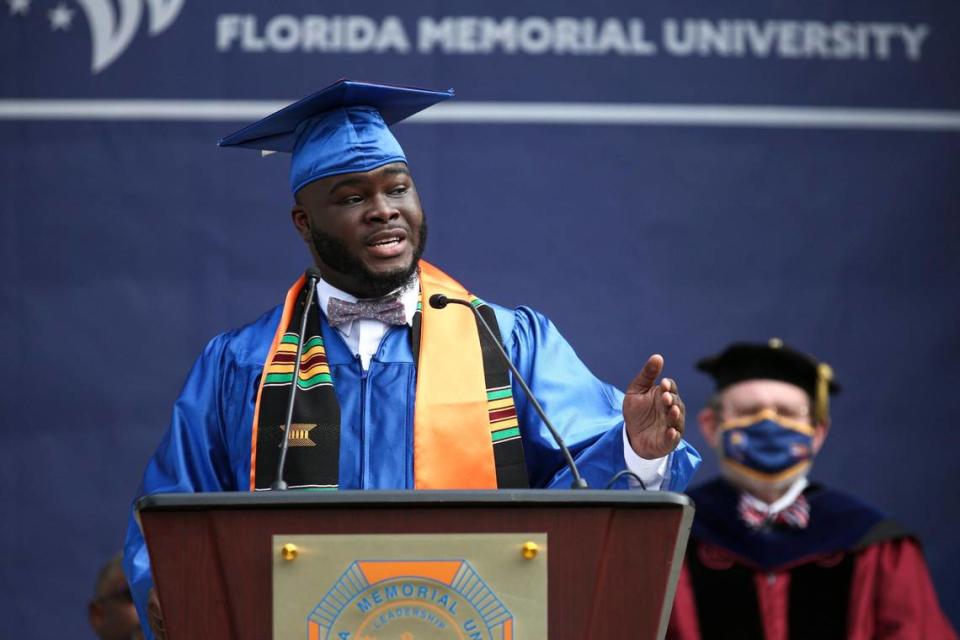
{"left": 312, "top": 560, "right": 511, "bottom": 639}
{"left": 273, "top": 533, "right": 547, "bottom": 640}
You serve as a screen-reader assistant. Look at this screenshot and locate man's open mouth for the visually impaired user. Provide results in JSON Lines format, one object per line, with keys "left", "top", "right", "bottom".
{"left": 365, "top": 230, "right": 408, "bottom": 258}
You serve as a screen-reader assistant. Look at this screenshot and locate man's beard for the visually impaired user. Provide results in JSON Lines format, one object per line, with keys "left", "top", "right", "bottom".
{"left": 310, "top": 218, "right": 428, "bottom": 298}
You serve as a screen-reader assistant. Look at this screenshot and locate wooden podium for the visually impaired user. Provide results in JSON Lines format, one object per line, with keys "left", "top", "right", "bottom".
{"left": 138, "top": 490, "right": 693, "bottom": 639}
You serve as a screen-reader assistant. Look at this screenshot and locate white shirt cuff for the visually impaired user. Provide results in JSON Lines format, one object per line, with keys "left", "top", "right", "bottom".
{"left": 622, "top": 426, "right": 669, "bottom": 490}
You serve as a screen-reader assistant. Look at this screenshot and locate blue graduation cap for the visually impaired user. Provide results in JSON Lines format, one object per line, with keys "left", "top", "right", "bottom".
{"left": 218, "top": 79, "right": 454, "bottom": 194}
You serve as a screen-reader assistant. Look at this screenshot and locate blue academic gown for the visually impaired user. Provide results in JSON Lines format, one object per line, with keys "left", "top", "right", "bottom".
{"left": 123, "top": 301, "right": 701, "bottom": 635}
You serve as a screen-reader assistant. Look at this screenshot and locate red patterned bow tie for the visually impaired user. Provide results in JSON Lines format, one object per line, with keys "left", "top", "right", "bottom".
{"left": 738, "top": 493, "right": 810, "bottom": 530}
{"left": 326, "top": 295, "right": 407, "bottom": 328}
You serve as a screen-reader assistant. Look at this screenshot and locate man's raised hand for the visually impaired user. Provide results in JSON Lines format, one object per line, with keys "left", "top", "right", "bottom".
{"left": 623, "top": 354, "right": 685, "bottom": 460}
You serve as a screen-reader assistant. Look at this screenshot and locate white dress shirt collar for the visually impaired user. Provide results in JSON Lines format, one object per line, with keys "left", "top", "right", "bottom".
{"left": 314, "top": 274, "right": 419, "bottom": 370}
{"left": 315, "top": 274, "right": 420, "bottom": 336}
{"left": 740, "top": 476, "right": 810, "bottom": 516}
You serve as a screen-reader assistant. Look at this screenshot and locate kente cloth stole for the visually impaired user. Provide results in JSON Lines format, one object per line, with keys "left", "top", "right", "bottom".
{"left": 249, "top": 260, "right": 528, "bottom": 491}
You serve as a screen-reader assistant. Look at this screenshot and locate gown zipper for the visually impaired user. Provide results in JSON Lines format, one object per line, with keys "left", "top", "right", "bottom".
{"left": 358, "top": 355, "right": 367, "bottom": 486}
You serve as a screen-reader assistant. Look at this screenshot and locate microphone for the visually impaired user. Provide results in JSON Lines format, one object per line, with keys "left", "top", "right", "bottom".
{"left": 428, "top": 294, "right": 589, "bottom": 489}
{"left": 272, "top": 266, "right": 323, "bottom": 490}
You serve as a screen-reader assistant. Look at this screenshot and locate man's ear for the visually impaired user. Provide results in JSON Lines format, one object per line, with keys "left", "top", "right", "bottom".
{"left": 812, "top": 418, "right": 830, "bottom": 455}
{"left": 88, "top": 601, "right": 103, "bottom": 632}
{"left": 291, "top": 205, "right": 311, "bottom": 242}
{"left": 699, "top": 406, "right": 721, "bottom": 448}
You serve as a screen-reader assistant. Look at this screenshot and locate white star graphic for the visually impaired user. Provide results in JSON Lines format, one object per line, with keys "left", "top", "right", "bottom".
{"left": 7, "top": 0, "right": 30, "bottom": 16}
{"left": 48, "top": 2, "right": 74, "bottom": 31}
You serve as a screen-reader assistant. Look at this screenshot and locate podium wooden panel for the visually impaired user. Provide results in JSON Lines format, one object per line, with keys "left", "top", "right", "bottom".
{"left": 138, "top": 490, "right": 693, "bottom": 639}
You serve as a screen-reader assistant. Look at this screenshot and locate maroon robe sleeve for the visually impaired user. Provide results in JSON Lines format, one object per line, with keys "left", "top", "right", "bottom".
{"left": 667, "top": 562, "right": 702, "bottom": 640}
{"left": 847, "top": 538, "right": 957, "bottom": 640}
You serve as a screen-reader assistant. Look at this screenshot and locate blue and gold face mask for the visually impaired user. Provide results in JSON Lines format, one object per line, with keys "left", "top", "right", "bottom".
{"left": 719, "top": 408, "right": 815, "bottom": 484}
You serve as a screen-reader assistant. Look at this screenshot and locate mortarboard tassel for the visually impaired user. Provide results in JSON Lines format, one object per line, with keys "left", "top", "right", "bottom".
{"left": 816, "top": 363, "right": 834, "bottom": 423}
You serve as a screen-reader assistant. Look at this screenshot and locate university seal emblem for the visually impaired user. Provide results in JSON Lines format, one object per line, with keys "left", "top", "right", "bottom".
{"left": 307, "top": 560, "right": 514, "bottom": 640}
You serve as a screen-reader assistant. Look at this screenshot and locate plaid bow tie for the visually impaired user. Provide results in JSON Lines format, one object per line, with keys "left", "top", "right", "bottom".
{"left": 326, "top": 295, "right": 407, "bottom": 328}
{"left": 738, "top": 493, "right": 810, "bottom": 531}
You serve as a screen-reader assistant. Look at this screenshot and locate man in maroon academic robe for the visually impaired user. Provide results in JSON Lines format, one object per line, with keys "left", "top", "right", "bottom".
{"left": 668, "top": 340, "right": 956, "bottom": 640}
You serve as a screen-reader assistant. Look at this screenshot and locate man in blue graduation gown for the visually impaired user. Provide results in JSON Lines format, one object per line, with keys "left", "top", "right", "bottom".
{"left": 123, "top": 80, "right": 701, "bottom": 639}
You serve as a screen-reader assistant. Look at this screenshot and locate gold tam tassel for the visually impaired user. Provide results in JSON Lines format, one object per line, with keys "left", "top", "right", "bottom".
{"left": 816, "top": 363, "right": 834, "bottom": 423}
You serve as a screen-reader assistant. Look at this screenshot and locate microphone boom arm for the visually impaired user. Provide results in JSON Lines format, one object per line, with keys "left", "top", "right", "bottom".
{"left": 272, "top": 268, "right": 322, "bottom": 490}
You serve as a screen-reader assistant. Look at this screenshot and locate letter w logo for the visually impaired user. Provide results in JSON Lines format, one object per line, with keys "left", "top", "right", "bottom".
{"left": 75, "top": 0, "right": 184, "bottom": 73}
